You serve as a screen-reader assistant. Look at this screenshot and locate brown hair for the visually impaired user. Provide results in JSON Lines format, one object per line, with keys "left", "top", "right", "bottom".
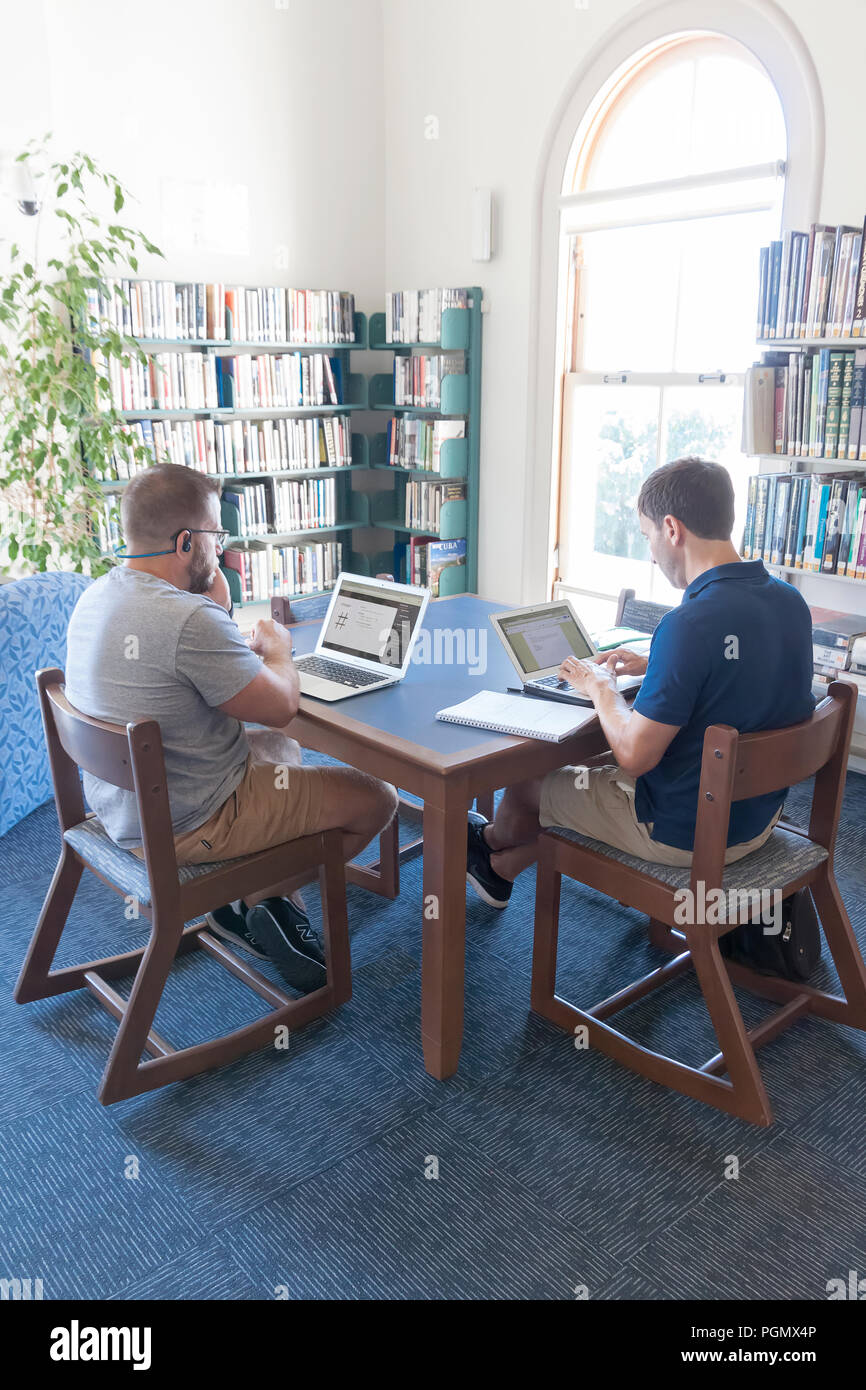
{"left": 637, "top": 457, "right": 735, "bottom": 540}
{"left": 121, "top": 464, "right": 220, "bottom": 548}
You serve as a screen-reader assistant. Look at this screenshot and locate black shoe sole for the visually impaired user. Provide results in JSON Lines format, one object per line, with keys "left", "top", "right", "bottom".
{"left": 245, "top": 904, "right": 328, "bottom": 994}
{"left": 466, "top": 870, "right": 511, "bottom": 909}
{"left": 205, "top": 912, "right": 269, "bottom": 961}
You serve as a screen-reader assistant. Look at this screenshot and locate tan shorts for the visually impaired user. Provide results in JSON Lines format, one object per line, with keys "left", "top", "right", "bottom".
{"left": 539, "top": 764, "right": 780, "bottom": 868}
{"left": 139, "top": 741, "right": 330, "bottom": 866}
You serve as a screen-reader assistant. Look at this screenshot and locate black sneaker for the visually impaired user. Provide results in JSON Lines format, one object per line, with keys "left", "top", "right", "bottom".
{"left": 466, "top": 815, "right": 513, "bottom": 909}
{"left": 245, "top": 897, "right": 327, "bottom": 994}
{"left": 205, "top": 900, "right": 268, "bottom": 961}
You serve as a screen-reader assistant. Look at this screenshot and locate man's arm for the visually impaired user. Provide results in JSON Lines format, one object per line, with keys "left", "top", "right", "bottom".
{"left": 558, "top": 658, "right": 680, "bottom": 778}
{"left": 218, "top": 618, "right": 299, "bottom": 728}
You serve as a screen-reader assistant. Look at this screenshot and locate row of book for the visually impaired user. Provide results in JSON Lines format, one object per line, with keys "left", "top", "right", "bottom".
{"left": 405, "top": 480, "right": 466, "bottom": 534}
{"left": 742, "top": 472, "right": 866, "bottom": 577}
{"left": 757, "top": 220, "right": 866, "bottom": 341}
{"left": 393, "top": 353, "right": 464, "bottom": 408}
{"left": 87, "top": 281, "right": 356, "bottom": 344}
{"left": 222, "top": 479, "right": 338, "bottom": 538}
{"left": 106, "top": 417, "right": 352, "bottom": 479}
{"left": 222, "top": 543, "right": 342, "bottom": 604}
{"left": 743, "top": 348, "right": 866, "bottom": 459}
{"left": 394, "top": 537, "right": 467, "bottom": 595}
{"left": 384, "top": 418, "right": 465, "bottom": 472}
{"left": 384, "top": 289, "right": 469, "bottom": 344}
{"left": 100, "top": 351, "right": 346, "bottom": 413}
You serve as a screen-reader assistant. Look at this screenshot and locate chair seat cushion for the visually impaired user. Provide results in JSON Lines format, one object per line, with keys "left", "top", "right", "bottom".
{"left": 64, "top": 816, "right": 235, "bottom": 907}
{"left": 546, "top": 824, "right": 828, "bottom": 895}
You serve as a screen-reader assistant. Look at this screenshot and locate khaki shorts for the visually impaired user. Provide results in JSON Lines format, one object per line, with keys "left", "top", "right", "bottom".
{"left": 135, "top": 743, "right": 330, "bottom": 866}
{"left": 539, "top": 764, "right": 780, "bottom": 868}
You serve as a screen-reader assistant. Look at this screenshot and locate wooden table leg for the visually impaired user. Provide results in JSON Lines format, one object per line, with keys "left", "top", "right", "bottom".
{"left": 421, "top": 785, "right": 468, "bottom": 1079}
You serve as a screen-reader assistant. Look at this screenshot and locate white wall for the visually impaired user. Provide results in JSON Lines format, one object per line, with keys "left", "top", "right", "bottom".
{"left": 0, "top": 0, "right": 385, "bottom": 307}
{"left": 382, "top": 0, "right": 866, "bottom": 603}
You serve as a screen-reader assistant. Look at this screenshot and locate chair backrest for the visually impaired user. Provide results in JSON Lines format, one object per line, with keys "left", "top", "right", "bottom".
{"left": 36, "top": 668, "right": 179, "bottom": 891}
{"left": 615, "top": 587, "right": 672, "bottom": 635}
{"left": 692, "top": 681, "right": 856, "bottom": 890}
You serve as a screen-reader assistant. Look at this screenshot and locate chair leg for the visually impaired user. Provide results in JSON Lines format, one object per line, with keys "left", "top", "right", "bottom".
{"left": 811, "top": 871, "right": 866, "bottom": 1028}
{"left": 531, "top": 855, "right": 562, "bottom": 1011}
{"left": 14, "top": 848, "right": 83, "bottom": 1004}
{"left": 686, "top": 930, "right": 773, "bottom": 1126}
{"left": 647, "top": 917, "right": 682, "bottom": 953}
{"left": 319, "top": 830, "right": 352, "bottom": 1007}
{"left": 97, "top": 908, "right": 187, "bottom": 1105}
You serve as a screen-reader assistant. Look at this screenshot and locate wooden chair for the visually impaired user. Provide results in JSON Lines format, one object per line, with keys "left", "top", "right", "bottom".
{"left": 531, "top": 680, "right": 866, "bottom": 1126}
{"left": 14, "top": 668, "right": 352, "bottom": 1106}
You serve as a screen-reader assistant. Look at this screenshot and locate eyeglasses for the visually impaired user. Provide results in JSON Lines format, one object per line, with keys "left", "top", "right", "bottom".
{"left": 171, "top": 528, "right": 230, "bottom": 550}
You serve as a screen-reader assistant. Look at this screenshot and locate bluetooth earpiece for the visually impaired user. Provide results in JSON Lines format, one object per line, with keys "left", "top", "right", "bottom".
{"left": 181, "top": 532, "right": 192, "bottom": 553}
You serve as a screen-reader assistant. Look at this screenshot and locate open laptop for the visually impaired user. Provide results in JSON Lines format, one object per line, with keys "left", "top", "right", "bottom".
{"left": 294, "top": 572, "right": 430, "bottom": 701}
{"left": 490, "top": 599, "right": 643, "bottom": 707}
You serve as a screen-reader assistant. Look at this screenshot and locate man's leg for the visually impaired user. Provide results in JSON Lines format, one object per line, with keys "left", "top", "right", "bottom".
{"left": 482, "top": 777, "right": 547, "bottom": 882}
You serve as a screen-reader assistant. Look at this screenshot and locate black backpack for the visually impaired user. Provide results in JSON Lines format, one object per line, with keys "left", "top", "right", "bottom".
{"left": 719, "top": 887, "right": 822, "bottom": 981}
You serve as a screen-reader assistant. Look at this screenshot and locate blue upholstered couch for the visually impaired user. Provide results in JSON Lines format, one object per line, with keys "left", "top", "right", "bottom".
{"left": 0, "top": 571, "right": 92, "bottom": 838}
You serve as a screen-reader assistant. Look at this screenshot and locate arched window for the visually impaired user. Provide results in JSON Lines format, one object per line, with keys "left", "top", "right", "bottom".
{"left": 554, "top": 33, "right": 786, "bottom": 618}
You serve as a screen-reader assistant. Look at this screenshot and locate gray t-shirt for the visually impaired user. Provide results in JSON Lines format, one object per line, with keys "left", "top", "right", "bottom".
{"left": 65, "top": 567, "right": 263, "bottom": 849}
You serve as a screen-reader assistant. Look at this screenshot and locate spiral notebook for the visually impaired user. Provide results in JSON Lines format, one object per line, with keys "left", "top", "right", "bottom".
{"left": 436, "top": 690, "right": 596, "bottom": 742}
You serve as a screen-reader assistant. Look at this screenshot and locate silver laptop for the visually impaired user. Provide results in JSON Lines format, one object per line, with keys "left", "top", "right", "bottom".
{"left": 490, "top": 599, "right": 643, "bottom": 706}
{"left": 295, "top": 572, "right": 430, "bottom": 701}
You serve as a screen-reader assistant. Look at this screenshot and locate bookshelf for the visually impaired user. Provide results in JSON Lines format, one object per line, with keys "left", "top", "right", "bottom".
{"left": 362, "top": 287, "right": 482, "bottom": 595}
{"left": 92, "top": 283, "right": 371, "bottom": 608}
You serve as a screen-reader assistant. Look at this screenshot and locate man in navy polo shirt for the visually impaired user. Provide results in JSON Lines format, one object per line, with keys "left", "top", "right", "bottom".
{"left": 466, "top": 456, "right": 816, "bottom": 908}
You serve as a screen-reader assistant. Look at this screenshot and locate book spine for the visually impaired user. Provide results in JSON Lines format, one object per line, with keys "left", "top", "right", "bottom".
{"left": 854, "top": 215, "right": 866, "bottom": 337}
{"left": 793, "top": 471, "right": 811, "bottom": 567}
{"left": 838, "top": 352, "right": 855, "bottom": 460}
{"left": 824, "top": 350, "right": 846, "bottom": 458}
{"left": 767, "top": 241, "right": 783, "bottom": 338}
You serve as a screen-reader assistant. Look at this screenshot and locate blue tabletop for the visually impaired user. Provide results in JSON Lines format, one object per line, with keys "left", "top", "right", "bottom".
{"left": 292, "top": 594, "right": 549, "bottom": 756}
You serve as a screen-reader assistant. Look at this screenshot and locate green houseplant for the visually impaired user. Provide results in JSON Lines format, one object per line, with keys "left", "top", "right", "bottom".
{"left": 0, "top": 138, "right": 163, "bottom": 574}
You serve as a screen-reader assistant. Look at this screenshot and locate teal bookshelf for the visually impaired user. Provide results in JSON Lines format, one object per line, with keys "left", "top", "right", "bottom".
{"left": 362, "top": 291, "right": 482, "bottom": 593}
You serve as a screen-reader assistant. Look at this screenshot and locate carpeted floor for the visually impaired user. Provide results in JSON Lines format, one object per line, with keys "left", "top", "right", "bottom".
{"left": 2, "top": 764, "right": 865, "bottom": 1300}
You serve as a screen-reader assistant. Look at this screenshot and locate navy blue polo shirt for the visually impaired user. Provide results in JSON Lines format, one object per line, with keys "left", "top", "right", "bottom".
{"left": 632, "top": 561, "right": 815, "bottom": 851}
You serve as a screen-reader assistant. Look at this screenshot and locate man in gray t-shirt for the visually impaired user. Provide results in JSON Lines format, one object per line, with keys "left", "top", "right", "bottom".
{"left": 67, "top": 565, "right": 262, "bottom": 849}
{"left": 65, "top": 463, "right": 397, "bottom": 993}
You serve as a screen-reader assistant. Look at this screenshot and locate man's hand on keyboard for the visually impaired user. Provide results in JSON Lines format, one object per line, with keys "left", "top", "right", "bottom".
{"left": 558, "top": 656, "right": 617, "bottom": 698}
{"left": 594, "top": 646, "right": 648, "bottom": 677}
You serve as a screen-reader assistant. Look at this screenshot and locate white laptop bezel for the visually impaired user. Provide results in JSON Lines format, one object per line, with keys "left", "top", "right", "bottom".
{"left": 314, "top": 572, "right": 431, "bottom": 679}
{"left": 491, "top": 599, "right": 598, "bottom": 682}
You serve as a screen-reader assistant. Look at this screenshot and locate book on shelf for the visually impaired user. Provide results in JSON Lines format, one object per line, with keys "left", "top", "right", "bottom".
{"left": 428, "top": 538, "right": 466, "bottom": 596}
{"left": 106, "top": 415, "right": 351, "bottom": 480}
{"left": 757, "top": 221, "right": 866, "bottom": 341}
{"left": 393, "top": 353, "right": 463, "bottom": 408}
{"left": 217, "top": 353, "right": 344, "bottom": 410}
{"left": 222, "top": 541, "right": 342, "bottom": 604}
{"left": 404, "top": 479, "right": 466, "bottom": 532}
{"left": 384, "top": 417, "right": 465, "bottom": 471}
{"left": 384, "top": 288, "right": 468, "bottom": 343}
{"left": 742, "top": 470, "right": 866, "bottom": 577}
{"left": 86, "top": 280, "right": 355, "bottom": 344}
{"left": 221, "top": 476, "right": 336, "bottom": 538}
{"left": 744, "top": 347, "right": 866, "bottom": 460}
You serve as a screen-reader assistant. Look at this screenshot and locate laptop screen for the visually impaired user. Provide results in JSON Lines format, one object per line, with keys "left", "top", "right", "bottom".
{"left": 497, "top": 603, "right": 594, "bottom": 676}
{"left": 320, "top": 578, "right": 426, "bottom": 670}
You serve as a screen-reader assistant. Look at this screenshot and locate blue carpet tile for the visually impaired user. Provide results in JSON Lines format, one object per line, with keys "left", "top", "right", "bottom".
{"left": 1, "top": 766, "right": 866, "bottom": 1300}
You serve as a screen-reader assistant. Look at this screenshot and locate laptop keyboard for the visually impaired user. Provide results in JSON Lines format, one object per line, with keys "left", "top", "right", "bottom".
{"left": 296, "top": 655, "right": 387, "bottom": 688}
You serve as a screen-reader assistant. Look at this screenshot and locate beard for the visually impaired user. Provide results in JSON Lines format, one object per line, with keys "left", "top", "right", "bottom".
{"left": 187, "top": 540, "right": 216, "bottom": 594}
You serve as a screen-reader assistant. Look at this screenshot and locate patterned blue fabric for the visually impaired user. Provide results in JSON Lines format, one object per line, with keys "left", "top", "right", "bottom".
{"left": 64, "top": 816, "right": 235, "bottom": 906}
{"left": 548, "top": 824, "right": 828, "bottom": 895}
{"left": 0, "top": 572, "right": 92, "bottom": 838}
